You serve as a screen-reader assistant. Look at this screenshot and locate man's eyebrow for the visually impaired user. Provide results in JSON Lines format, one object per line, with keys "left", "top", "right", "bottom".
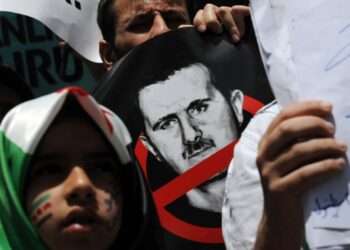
{"left": 131, "top": 9, "right": 185, "bottom": 18}
{"left": 132, "top": 4, "right": 188, "bottom": 18}
{"left": 125, "top": 11, "right": 153, "bottom": 27}
{"left": 120, "top": 9, "right": 150, "bottom": 29}
{"left": 186, "top": 98, "right": 211, "bottom": 111}
{"left": 161, "top": 9, "right": 187, "bottom": 17}
{"left": 152, "top": 113, "right": 178, "bottom": 130}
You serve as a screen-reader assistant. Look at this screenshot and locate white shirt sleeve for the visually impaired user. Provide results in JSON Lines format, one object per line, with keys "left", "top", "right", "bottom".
{"left": 222, "top": 102, "right": 280, "bottom": 250}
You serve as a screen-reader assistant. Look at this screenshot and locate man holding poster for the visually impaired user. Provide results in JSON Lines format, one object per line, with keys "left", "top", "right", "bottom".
{"left": 97, "top": 0, "right": 250, "bottom": 68}
{"left": 0, "top": 0, "right": 249, "bottom": 64}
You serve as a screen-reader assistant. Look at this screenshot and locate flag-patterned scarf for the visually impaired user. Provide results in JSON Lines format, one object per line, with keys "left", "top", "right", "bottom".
{"left": 0, "top": 87, "right": 138, "bottom": 249}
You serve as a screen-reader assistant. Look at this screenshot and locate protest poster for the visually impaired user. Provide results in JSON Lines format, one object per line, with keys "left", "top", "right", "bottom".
{"left": 94, "top": 27, "right": 274, "bottom": 250}
{"left": 0, "top": 13, "right": 98, "bottom": 96}
{"left": 0, "top": 0, "right": 102, "bottom": 62}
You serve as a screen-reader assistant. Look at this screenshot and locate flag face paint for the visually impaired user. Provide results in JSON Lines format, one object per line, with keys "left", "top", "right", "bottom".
{"left": 103, "top": 190, "right": 122, "bottom": 231}
{"left": 30, "top": 193, "right": 53, "bottom": 227}
{"left": 29, "top": 193, "right": 51, "bottom": 215}
{"left": 36, "top": 213, "right": 53, "bottom": 229}
{"left": 104, "top": 195, "right": 114, "bottom": 213}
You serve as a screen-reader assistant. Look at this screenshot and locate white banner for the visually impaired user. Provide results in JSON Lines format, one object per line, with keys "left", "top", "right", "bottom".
{"left": 0, "top": 0, "right": 103, "bottom": 63}
{"left": 250, "top": 0, "right": 350, "bottom": 249}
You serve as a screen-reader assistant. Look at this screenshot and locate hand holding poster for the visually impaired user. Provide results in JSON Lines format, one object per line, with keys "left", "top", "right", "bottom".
{"left": 0, "top": 0, "right": 103, "bottom": 62}
{"left": 250, "top": 0, "right": 350, "bottom": 248}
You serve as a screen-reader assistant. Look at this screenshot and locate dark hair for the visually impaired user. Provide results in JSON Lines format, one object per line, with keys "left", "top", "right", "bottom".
{"left": 93, "top": 26, "right": 270, "bottom": 141}
{"left": 97, "top": 0, "right": 192, "bottom": 48}
{"left": 0, "top": 65, "right": 33, "bottom": 102}
{"left": 96, "top": 33, "right": 241, "bottom": 141}
{"left": 97, "top": 0, "right": 118, "bottom": 46}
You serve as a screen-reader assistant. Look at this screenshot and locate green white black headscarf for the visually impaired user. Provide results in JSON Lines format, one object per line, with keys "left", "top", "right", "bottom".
{"left": 0, "top": 87, "right": 149, "bottom": 250}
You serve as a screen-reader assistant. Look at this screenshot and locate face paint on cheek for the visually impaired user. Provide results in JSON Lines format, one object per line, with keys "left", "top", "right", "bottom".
{"left": 104, "top": 195, "right": 113, "bottom": 213}
{"left": 29, "top": 193, "right": 51, "bottom": 215}
{"left": 103, "top": 179, "right": 122, "bottom": 213}
{"left": 35, "top": 213, "right": 53, "bottom": 229}
{"left": 104, "top": 191, "right": 122, "bottom": 230}
{"left": 104, "top": 189, "right": 121, "bottom": 213}
{"left": 30, "top": 193, "right": 53, "bottom": 229}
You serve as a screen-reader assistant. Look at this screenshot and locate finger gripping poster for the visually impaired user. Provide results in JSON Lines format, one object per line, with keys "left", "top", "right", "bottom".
{"left": 94, "top": 28, "right": 274, "bottom": 250}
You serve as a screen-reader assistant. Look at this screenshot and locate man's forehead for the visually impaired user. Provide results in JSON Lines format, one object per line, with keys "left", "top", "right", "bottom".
{"left": 133, "top": 0, "right": 185, "bottom": 6}
{"left": 141, "top": 65, "right": 212, "bottom": 99}
{"left": 138, "top": 65, "right": 216, "bottom": 121}
{"left": 115, "top": 0, "right": 187, "bottom": 14}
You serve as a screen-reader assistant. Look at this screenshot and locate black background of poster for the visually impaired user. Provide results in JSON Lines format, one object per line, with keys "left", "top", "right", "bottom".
{"left": 94, "top": 27, "right": 274, "bottom": 250}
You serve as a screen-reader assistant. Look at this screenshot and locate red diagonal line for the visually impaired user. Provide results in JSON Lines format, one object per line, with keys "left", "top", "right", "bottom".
{"left": 158, "top": 206, "right": 224, "bottom": 243}
{"left": 154, "top": 141, "right": 237, "bottom": 207}
{"left": 243, "top": 95, "right": 264, "bottom": 114}
{"left": 135, "top": 137, "right": 149, "bottom": 178}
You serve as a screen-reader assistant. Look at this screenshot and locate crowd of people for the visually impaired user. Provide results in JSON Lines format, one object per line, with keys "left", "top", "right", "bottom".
{"left": 0, "top": 0, "right": 346, "bottom": 250}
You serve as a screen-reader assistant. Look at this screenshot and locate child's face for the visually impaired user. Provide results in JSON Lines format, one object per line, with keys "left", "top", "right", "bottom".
{"left": 25, "top": 116, "right": 123, "bottom": 250}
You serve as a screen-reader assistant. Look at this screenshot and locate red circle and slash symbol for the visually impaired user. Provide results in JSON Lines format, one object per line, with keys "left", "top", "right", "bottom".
{"left": 134, "top": 95, "right": 264, "bottom": 243}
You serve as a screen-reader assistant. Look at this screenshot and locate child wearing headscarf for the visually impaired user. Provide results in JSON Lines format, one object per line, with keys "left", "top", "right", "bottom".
{"left": 0, "top": 87, "right": 157, "bottom": 250}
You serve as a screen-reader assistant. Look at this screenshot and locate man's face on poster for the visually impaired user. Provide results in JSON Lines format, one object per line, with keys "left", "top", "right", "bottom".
{"left": 138, "top": 64, "right": 243, "bottom": 174}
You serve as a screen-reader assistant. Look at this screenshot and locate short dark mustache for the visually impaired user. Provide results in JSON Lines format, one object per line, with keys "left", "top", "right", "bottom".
{"left": 182, "top": 138, "right": 216, "bottom": 160}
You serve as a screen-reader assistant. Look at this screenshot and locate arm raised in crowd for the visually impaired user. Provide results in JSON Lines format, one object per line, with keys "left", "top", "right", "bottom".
{"left": 254, "top": 101, "right": 347, "bottom": 250}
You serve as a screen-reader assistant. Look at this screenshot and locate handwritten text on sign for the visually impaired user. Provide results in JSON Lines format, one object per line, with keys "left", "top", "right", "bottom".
{"left": 250, "top": 0, "right": 350, "bottom": 248}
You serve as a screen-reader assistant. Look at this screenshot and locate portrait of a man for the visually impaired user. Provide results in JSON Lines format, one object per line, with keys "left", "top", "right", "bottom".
{"left": 137, "top": 63, "right": 244, "bottom": 212}
{"left": 94, "top": 28, "right": 275, "bottom": 249}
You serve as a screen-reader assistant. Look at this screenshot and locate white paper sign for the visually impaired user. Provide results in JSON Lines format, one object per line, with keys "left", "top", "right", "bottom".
{"left": 250, "top": 0, "right": 350, "bottom": 248}
{"left": 0, "top": 0, "right": 103, "bottom": 63}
